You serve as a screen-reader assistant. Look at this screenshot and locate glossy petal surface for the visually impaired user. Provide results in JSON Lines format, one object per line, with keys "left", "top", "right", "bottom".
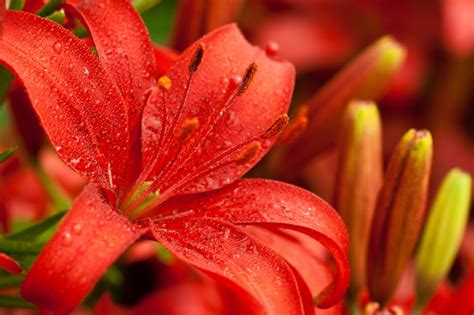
{"left": 141, "top": 24, "right": 295, "bottom": 197}
{"left": 155, "top": 179, "right": 350, "bottom": 308}
{"left": 21, "top": 184, "right": 142, "bottom": 314}
{"left": 149, "top": 217, "right": 307, "bottom": 315}
{"left": 0, "top": 11, "right": 129, "bottom": 193}
{"left": 64, "top": 0, "right": 156, "bottom": 139}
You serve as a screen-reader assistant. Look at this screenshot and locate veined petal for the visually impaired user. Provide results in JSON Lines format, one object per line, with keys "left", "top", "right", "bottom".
{"left": 21, "top": 184, "right": 143, "bottom": 314}
{"left": 148, "top": 217, "right": 308, "bottom": 315}
{"left": 154, "top": 179, "right": 350, "bottom": 308}
{"left": 141, "top": 24, "right": 295, "bottom": 199}
{"left": 0, "top": 11, "right": 130, "bottom": 194}
{"left": 64, "top": 0, "right": 156, "bottom": 140}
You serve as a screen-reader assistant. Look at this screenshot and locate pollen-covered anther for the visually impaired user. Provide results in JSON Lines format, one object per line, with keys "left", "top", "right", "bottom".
{"left": 158, "top": 75, "right": 172, "bottom": 90}
{"left": 235, "top": 141, "right": 262, "bottom": 165}
{"left": 277, "top": 105, "right": 309, "bottom": 144}
{"left": 188, "top": 42, "right": 204, "bottom": 73}
{"left": 263, "top": 114, "right": 289, "bottom": 139}
{"left": 177, "top": 117, "right": 200, "bottom": 141}
{"left": 237, "top": 62, "right": 258, "bottom": 95}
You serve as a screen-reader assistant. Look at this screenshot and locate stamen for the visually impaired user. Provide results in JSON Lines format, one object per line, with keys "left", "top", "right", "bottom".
{"left": 158, "top": 75, "right": 172, "bottom": 90}
{"left": 177, "top": 117, "right": 200, "bottom": 141}
{"left": 237, "top": 63, "right": 257, "bottom": 95}
{"left": 235, "top": 141, "right": 262, "bottom": 165}
{"left": 277, "top": 105, "right": 309, "bottom": 144}
{"left": 262, "top": 114, "right": 289, "bottom": 139}
{"left": 188, "top": 42, "right": 204, "bottom": 73}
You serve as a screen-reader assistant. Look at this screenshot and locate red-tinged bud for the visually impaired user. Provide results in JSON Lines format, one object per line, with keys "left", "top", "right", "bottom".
{"left": 368, "top": 129, "right": 433, "bottom": 306}
{"left": 171, "top": 0, "right": 245, "bottom": 51}
{"left": 282, "top": 36, "right": 406, "bottom": 176}
{"left": 334, "top": 100, "right": 383, "bottom": 294}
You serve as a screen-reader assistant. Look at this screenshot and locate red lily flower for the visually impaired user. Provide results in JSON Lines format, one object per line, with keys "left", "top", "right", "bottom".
{"left": 0, "top": 2, "right": 349, "bottom": 314}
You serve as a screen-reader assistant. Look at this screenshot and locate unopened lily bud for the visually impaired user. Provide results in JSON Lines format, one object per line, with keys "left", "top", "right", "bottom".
{"left": 334, "top": 100, "right": 383, "bottom": 294}
{"left": 415, "top": 168, "right": 472, "bottom": 308}
{"left": 368, "top": 129, "right": 433, "bottom": 306}
{"left": 284, "top": 36, "right": 406, "bottom": 174}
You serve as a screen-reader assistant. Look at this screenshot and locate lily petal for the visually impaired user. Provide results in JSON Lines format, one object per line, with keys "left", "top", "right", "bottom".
{"left": 0, "top": 252, "right": 23, "bottom": 274}
{"left": 155, "top": 179, "right": 350, "bottom": 308}
{"left": 141, "top": 24, "right": 295, "bottom": 197}
{"left": 64, "top": 0, "right": 156, "bottom": 140}
{"left": 148, "top": 217, "right": 308, "bottom": 315}
{"left": 0, "top": 11, "right": 130, "bottom": 194}
{"left": 21, "top": 184, "right": 143, "bottom": 314}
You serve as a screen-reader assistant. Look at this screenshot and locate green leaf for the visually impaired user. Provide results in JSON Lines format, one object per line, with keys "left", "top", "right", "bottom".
{"left": 133, "top": 0, "right": 161, "bottom": 13}
{"left": 0, "top": 295, "right": 35, "bottom": 309}
{"left": 0, "top": 146, "right": 16, "bottom": 164}
{"left": 37, "top": 0, "right": 63, "bottom": 17}
{"left": 0, "top": 275, "right": 24, "bottom": 288}
{"left": 142, "top": 0, "right": 177, "bottom": 44}
{"left": 5, "top": 211, "right": 66, "bottom": 241}
{"left": 9, "top": 0, "right": 25, "bottom": 10}
{"left": 0, "top": 239, "right": 45, "bottom": 255}
{"left": 0, "top": 66, "right": 14, "bottom": 106}
{"left": 46, "top": 9, "right": 66, "bottom": 25}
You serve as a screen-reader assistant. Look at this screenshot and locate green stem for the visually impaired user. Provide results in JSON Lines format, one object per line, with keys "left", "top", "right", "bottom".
{"left": 0, "top": 296, "right": 35, "bottom": 309}
{"left": 133, "top": 0, "right": 161, "bottom": 13}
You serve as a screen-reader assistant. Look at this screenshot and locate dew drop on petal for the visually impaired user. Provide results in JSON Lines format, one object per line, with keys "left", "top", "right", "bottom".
{"left": 61, "top": 232, "right": 73, "bottom": 246}
{"left": 72, "top": 224, "right": 82, "bottom": 235}
{"left": 52, "top": 41, "right": 63, "bottom": 54}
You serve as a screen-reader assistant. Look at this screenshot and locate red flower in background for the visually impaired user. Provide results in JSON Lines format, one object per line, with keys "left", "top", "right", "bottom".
{"left": 0, "top": 1, "right": 349, "bottom": 314}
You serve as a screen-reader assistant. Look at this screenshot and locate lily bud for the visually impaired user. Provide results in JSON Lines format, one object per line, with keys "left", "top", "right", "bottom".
{"left": 415, "top": 168, "right": 472, "bottom": 308}
{"left": 284, "top": 36, "right": 406, "bottom": 174}
{"left": 368, "top": 129, "right": 433, "bottom": 306}
{"left": 334, "top": 100, "right": 383, "bottom": 294}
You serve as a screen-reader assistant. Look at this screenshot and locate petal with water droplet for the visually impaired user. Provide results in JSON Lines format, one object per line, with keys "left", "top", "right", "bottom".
{"left": 21, "top": 184, "right": 143, "bottom": 314}
{"left": 155, "top": 179, "right": 350, "bottom": 308}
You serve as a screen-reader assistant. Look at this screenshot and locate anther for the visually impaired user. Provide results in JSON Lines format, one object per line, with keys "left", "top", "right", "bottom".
{"left": 158, "top": 75, "right": 172, "bottom": 90}
{"left": 188, "top": 42, "right": 204, "bottom": 73}
{"left": 177, "top": 117, "right": 200, "bottom": 141}
{"left": 236, "top": 141, "right": 262, "bottom": 165}
{"left": 263, "top": 114, "right": 289, "bottom": 139}
{"left": 237, "top": 63, "right": 257, "bottom": 95}
{"left": 277, "top": 105, "right": 309, "bottom": 144}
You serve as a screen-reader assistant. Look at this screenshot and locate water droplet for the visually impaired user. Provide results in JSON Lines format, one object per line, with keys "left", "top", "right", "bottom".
{"left": 83, "top": 66, "right": 90, "bottom": 76}
{"left": 72, "top": 224, "right": 82, "bottom": 235}
{"left": 52, "top": 41, "right": 63, "bottom": 54}
{"left": 61, "top": 232, "right": 72, "bottom": 246}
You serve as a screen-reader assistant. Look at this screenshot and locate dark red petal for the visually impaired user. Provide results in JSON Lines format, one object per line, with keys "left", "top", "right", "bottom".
{"left": 148, "top": 217, "right": 308, "bottom": 315}
{"left": 244, "top": 227, "right": 335, "bottom": 311}
{"left": 155, "top": 179, "right": 350, "bottom": 308}
{"left": 153, "top": 44, "right": 178, "bottom": 76}
{"left": 0, "top": 253, "right": 23, "bottom": 274}
{"left": 0, "top": 11, "right": 130, "bottom": 194}
{"left": 64, "top": 0, "right": 156, "bottom": 141}
{"left": 141, "top": 24, "right": 295, "bottom": 198}
{"left": 21, "top": 184, "right": 142, "bottom": 314}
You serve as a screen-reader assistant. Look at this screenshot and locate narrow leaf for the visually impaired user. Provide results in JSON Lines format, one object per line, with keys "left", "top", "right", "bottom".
{"left": 0, "top": 146, "right": 16, "bottom": 163}
{"left": 5, "top": 210, "right": 66, "bottom": 241}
